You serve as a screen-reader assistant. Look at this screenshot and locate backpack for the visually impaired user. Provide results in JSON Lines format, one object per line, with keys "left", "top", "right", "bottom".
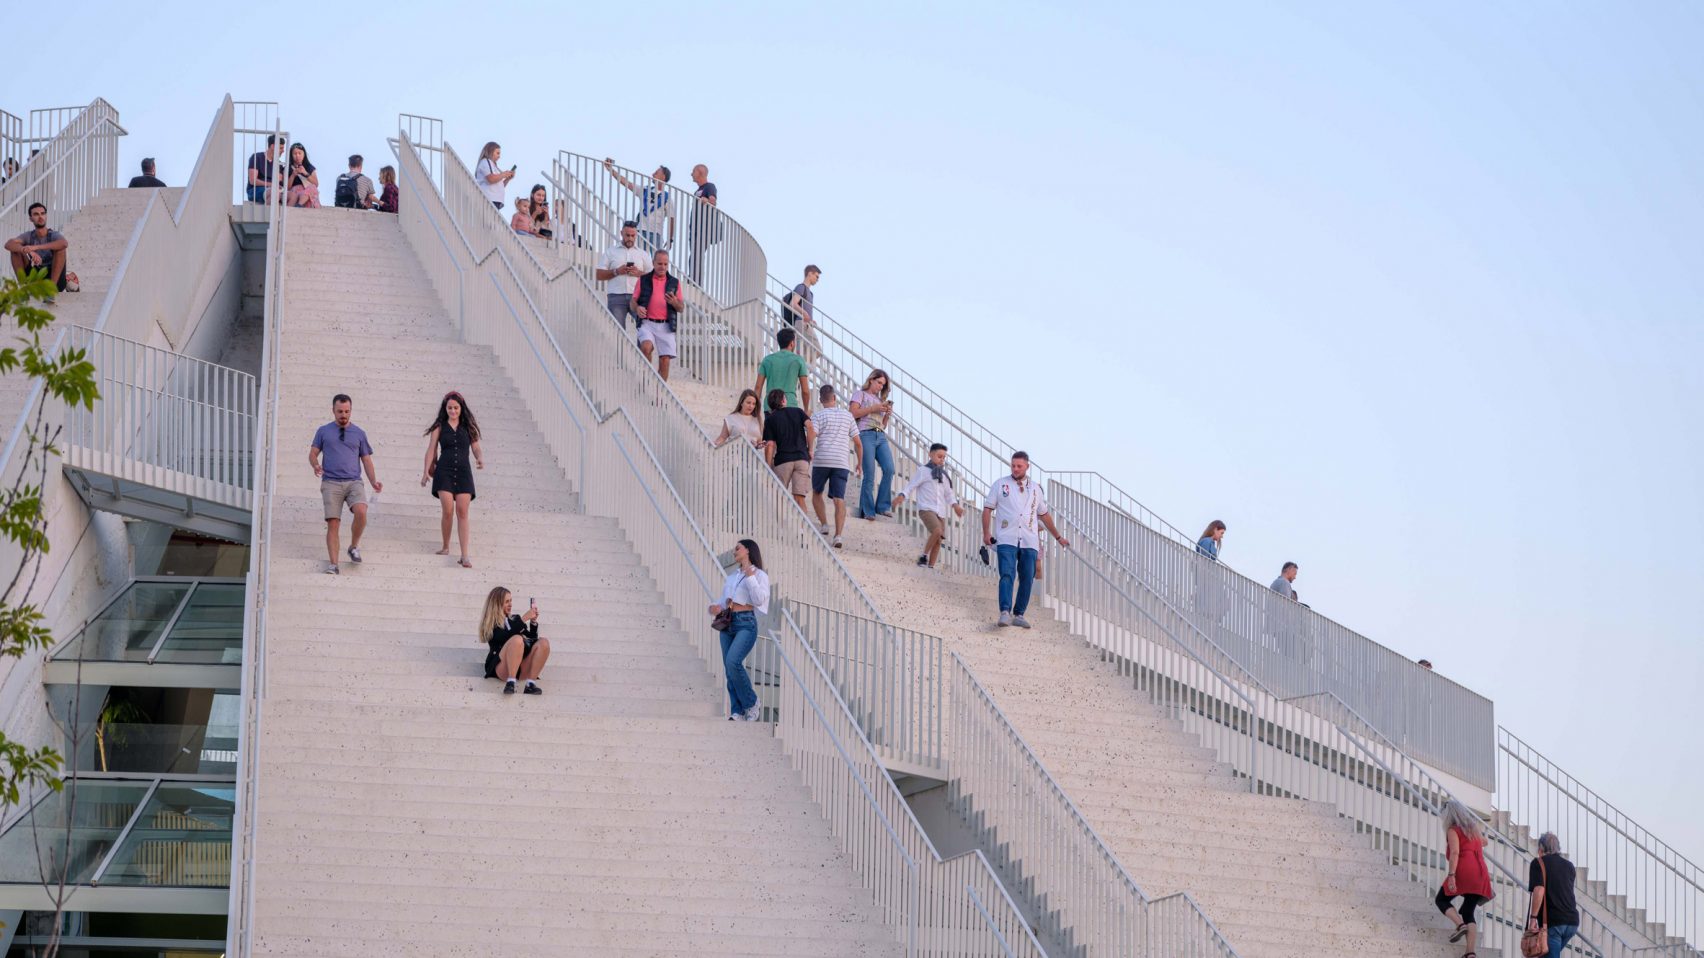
{"left": 334, "top": 172, "right": 363, "bottom": 208}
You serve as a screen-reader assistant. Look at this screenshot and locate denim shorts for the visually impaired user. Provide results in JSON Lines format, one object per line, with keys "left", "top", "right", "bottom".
{"left": 811, "top": 467, "right": 849, "bottom": 499}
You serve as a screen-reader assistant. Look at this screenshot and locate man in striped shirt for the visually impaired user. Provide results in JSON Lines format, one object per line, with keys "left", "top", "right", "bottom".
{"left": 809, "top": 384, "right": 862, "bottom": 549}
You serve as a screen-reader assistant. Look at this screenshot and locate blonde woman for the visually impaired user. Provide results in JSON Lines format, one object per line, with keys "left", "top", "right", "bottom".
{"left": 479, "top": 586, "right": 550, "bottom": 695}
{"left": 376, "top": 165, "right": 399, "bottom": 213}
{"left": 1436, "top": 799, "right": 1493, "bottom": 958}
{"left": 849, "top": 369, "right": 896, "bottom": 520}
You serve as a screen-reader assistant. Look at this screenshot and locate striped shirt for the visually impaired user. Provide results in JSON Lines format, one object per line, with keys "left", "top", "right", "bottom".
{"left": 810, "top": 406, "right": 858, "bottom": 470}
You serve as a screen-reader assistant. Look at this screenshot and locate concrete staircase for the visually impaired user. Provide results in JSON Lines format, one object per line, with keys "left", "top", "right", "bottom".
{"left": 246, "top": 208, "right": 902, "bottom": 957}
{"left": 0, "top": 186, "right": 182, "bottom": 425}
{"left": 667, "top": 390, "right": 1477, "bottom": 958}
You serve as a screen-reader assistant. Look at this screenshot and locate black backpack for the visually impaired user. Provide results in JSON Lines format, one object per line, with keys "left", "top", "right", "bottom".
{"left": 334, "top": 172, "right": 362, "bottom": 208}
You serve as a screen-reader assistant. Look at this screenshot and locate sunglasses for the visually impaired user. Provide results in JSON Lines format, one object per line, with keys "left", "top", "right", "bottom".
{"left": 338, "top": 425, "right": 346, "bottom": 441}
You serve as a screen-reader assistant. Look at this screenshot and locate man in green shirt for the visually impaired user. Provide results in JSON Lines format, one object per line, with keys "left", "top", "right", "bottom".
{"left": 755, "top": 327, "right": 811, "bottom": 412}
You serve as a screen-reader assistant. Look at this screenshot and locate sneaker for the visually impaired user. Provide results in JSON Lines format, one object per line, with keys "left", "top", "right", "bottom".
{"left": 832, "top": 535, "right": 843, "bottom": 549}
{"left": 819, "top": 522, "right": 832, "bottom": 535}
{"left": 523, "top": 682, "right": 542, "bottom": 695}
{"left": 43, "top": 297, "right": 57, "bottom": 306}
{"left": 503, "top": 680, "right": 517, "bottom": 695}
{"left": 1013, "top": 615, "right": 1032, "bottom": 629}
{"left": 325, "top": 562, "right": 339, "bottom": 575}
{"left": 997, "top": 611, "right": 1012, "bottom": 627}
{"left": 347, "top": 545, "right": 362, "bottom": 563}
{"left": 742, "top": 705, "right": 763, "bottom": 722}
{"left": 916, "top": 555, "right": 929, "bottom": 567}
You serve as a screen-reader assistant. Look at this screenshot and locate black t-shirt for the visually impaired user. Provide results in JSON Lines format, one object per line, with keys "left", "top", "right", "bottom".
{"left": 762, "top": 407, "right": 810, "bottom": 465}
{"left": 127, "top": 175, "right": 167, "bottom": 188}
{"left": 1528, "top": 854, "right": 1579, "bottom": 927}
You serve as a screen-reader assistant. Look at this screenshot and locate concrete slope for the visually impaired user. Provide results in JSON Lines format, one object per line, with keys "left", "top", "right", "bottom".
{"left": 669, "top": 385, "right": 1480, "bottom": 958}
{"left": 247, "top": 208, "right": 901, "bottom": 958}
{"left": 0, "top": 186, "right": 183, "bottom": 427}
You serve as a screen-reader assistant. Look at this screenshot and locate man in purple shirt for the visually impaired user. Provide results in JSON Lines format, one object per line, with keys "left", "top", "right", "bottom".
{"left": 309, "top": 393, "right": 384, "bottom": 574}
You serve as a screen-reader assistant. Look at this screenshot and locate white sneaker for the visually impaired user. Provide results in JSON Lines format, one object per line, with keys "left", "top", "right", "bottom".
{"left": 997, "top": 611, "right": 1012, "bottom": 627}
{"left": 742, "top": 705, "right": 763, "bottom": 722}
{"left": 832, "top": 535, "right": 843, "bottom": 549}
{"left": 1013, "top": 615, "right": 1032, "bottom": 629}
{"left": 819, "top": 522, "right": 832, "bottom": 535}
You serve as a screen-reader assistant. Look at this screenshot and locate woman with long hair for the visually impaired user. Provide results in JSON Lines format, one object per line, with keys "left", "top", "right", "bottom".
{"left": 713, "top": 389, "right": 763, "bottom": 449}
{"left": 475, "top": 142, "right": 515, "bottom": 210}
{"left": 376, "top": 165, "right": 399, "bottom": 213}
{"left": 849, "top": 369, "right": 896, "bottom": 520}
{"left": 478, "top": 586, "right": 550, "bottom": 695}
{"left": 1436, "top": 799, "right": 1493, "bottom": 958}
{"left": 285, "top": 143, "right": 319, "bottom": 207}
{"left": 1197, "top": 520, "right": 1227, "bottom": 561}
{"left": 420, "top": 390, "right": 484, "bottom": 568}
{"left": 528, "top": 183, "right": 553, "bottom": 239}
{"left": 708, "top": 539, "right": 769, "bottom": 721}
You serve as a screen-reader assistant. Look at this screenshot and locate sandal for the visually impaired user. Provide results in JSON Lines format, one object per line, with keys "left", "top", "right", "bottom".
{"left": 458, "top": 557, "right": 473, "bottom": 569}
{"left": 434, "top": 547, "right": 450, "bottom": 556}
{"left": 1450, "top": 924, "right": 1470, "bottom": 943}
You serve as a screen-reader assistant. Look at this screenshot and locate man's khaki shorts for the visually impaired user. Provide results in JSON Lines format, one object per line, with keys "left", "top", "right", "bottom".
{"left": 321, "top": 479, "right": 368, "bottom": 520}
{"left": 920, "top": 510, "right": 946, "bottom": 536}
{"left": 773, "top": 460, "right": 811, "bottom": 497}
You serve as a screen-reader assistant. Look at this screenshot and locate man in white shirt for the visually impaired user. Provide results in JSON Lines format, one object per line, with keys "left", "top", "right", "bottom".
{"left": 895, "top": 442, "right": 965, "bottom": 569}
{"left": 594, "top": 220, "right": 653, "bottom": 328}
{"left": 980, "top": 451, "right": 1069, "bottom": 629}
{"left": 808, "top": 384, "right": 861, "bottom": 549}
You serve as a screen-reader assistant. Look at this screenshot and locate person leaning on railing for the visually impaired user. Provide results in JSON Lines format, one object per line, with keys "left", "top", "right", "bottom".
{"left": 478, "top": 587, "right": 550, "bottom": 695}
{"left": 603, "top": 158, "right": 672, "bottom": 251}
{"left": 709, "top": 539, "right": 769, "bottom": 722}
{"left": 1434, "top": 799, "right": 1493, "bottom": 958}
{"left": 1196, "top": 519, "right": 1226, "bottom": 561}
{"left": 713, "top": 389, "right": 763, "bottom": 450}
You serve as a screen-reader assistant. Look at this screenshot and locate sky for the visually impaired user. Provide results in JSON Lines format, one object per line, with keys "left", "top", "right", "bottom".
{"left": 16, "top": 0, "right": 1703, "bottom": 861}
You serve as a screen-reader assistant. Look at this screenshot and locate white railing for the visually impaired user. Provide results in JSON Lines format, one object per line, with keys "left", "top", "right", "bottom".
{"left": 1499, "top": 727, "right": 1703, "bottom": 952}
{"left": 1049, "top": 475, "right": 1495, "bottom": 785}
{"left": 552, "top": 151, "right": 766, "bottom": 309}
{"left": 59, "top": 326, "right": 257, "bottom": 504}
{"left": 399, "top": 123, "right": 882, "bottom": 633}
{"left": 232, "top": 102, "right": 286, "bottom": 225}
{"left": 0, "top": 98, "right": 124, "bottom": 238}
{"left": 785, "top": 601, "right": 1241, "bottom": 958}
{"left": 226, "top": 103, "right": 288, "bottom": 958}
{"left": 391, "top": 128, "right": 1041, "bottom": 957}
{"left": 1040, "top": 511, "right": 1671, "bottom": 958}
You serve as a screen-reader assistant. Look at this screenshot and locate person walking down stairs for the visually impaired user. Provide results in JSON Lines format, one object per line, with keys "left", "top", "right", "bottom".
{"left": 479, "top": 586, "right": 550, "bottom": 695}
{"left": 893, "top": 442, "right": 964, "bottom": 569}
{"left": 421, "top": 390, "right": 484, "bottom": 568}
{"left": 308, "top": 393, "right": 384, "bottom": 575}
{"left": 1435, "top": 798, "right": 1494, "bottom": 958}
{"left": 980, "top": 451, "right": 1069, "bottom": 629}
{"left": 710, "top": 539, "right": 769, "bottom": 722}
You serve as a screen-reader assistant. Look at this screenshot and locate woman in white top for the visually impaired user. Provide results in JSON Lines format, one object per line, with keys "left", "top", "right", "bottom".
{"left": 713, "top": 389, "right": 763, "bottom": 449}
{"left": 708, "top": 539, "right": 770, "bottom": 721}
{"left": 475, "top": 142, "right": 515, "bottom": 210}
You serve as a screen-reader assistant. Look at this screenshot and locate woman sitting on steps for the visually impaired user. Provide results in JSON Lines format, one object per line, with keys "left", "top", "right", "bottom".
{"left": 479, "top": 586, "right": 550, "bottom": 695}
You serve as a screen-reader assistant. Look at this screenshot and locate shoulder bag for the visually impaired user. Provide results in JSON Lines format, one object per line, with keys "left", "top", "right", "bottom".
{"left": 1521, "top": 855, "right": 1549, "bottom": 957}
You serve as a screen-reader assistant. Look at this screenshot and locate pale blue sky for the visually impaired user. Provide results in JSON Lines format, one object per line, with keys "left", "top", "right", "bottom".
{"left": 25, "top": 1, "right": 1703, "bottom": 857}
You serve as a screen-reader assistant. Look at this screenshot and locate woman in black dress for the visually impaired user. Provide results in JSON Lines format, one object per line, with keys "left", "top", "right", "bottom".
{"left": 420, "top": 391, "right": 484, "bottom": 568}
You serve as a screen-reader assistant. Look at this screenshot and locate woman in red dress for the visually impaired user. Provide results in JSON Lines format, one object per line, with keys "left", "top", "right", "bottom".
{"left": 1436, "top": 799, "right": 1494, "bottom": 958}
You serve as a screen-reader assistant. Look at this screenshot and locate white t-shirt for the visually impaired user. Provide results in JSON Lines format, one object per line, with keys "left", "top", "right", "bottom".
{"left": 597, "top": 243, "right": 653, "bottom": 296}
{"left": 983, "top": 474, "right": 1050, "bottom": 550}
{"left": 474, "top": 157, "right": 505, "bottom": 205}
{"left": 810, "top": 406, "right": 858, "bottom": 471}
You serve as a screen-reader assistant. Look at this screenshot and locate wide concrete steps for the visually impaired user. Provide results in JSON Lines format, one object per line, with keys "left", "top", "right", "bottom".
{"left": 250, "top": 208, "right": 898, "bottom": 958}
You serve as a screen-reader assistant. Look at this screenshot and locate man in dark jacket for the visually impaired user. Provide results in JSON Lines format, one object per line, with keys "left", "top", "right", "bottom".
{"left": 633, "top": 248, "right": 684, "bottom": 381}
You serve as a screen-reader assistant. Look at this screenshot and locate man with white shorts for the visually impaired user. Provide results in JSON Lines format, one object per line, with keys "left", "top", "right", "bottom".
{"left": 633, "top": 248, "right": 684, "bottom": 381}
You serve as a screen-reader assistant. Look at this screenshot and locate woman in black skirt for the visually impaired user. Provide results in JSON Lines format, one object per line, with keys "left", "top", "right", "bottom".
{"left": 420, "top": 390, "right": 484, "bottom": 568}
{"left": 478, "top": 586, "right": 549, "bottom": 694}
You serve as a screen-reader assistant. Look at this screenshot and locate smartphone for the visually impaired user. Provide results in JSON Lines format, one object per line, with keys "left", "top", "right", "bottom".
{"left": 509, "top": 164, "right": 518, "bottom": 173}
{"left": 529, "top": 596, "right": 536, "bottom": 608}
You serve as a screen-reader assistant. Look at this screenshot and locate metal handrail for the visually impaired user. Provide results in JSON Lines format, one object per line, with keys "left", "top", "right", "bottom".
{"left": 227, "top": 101, "right": 286, "bottom": 958}
{"left": 0, "top": 98, "right": 125, "bottom": 235}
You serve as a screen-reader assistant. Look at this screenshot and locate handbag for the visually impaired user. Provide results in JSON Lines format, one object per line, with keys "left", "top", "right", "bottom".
{"left": 1521, "top": 855, "right": 1549, "bottom": 957}
{"left": 711, "top": 608, "right": 734, "bottom": 632}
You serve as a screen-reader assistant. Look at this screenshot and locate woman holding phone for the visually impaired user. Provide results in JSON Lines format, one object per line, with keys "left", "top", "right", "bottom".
{"left": 850, "top": 369, "right": 897, "bottom": 520}
{"left": 478, "top": 586, "right": 550, "bottom": 695}
{"left": 708, "top": 539, "right": 769, "bottom": 721}
{"left": 475, "top": 142, "right": 515, "bottom": 210}
{"left": 285, "top": 143, "right": 320, "bottom": 208}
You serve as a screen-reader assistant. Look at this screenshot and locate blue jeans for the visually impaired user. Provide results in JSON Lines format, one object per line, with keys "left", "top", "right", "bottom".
{"left": 858, "top": 429, "right": 894, "bottom": 517}
{"left": 1547, "top": 924, "right": 1578, "bottom": 958}
{"left": 996, "top": 544, "right": 1038, "bottom": 615}
{"left": 718, "top": 610, "right": 759, "bottom": 716}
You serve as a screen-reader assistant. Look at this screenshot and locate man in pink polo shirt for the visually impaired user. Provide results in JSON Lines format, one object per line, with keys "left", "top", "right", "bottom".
{"left": 634, "top": 248, "right": 685, "bottom": 381}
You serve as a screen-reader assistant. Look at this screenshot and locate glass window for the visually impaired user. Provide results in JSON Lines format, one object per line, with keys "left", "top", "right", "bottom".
{"left": 0, "top": 781, "right": 152, "bottom": 885}
{"left": 98, "top": 784, "right": 235, "bottom": 888}
{"left": 54, "top": 583, "right": 193, "bottom": 663}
